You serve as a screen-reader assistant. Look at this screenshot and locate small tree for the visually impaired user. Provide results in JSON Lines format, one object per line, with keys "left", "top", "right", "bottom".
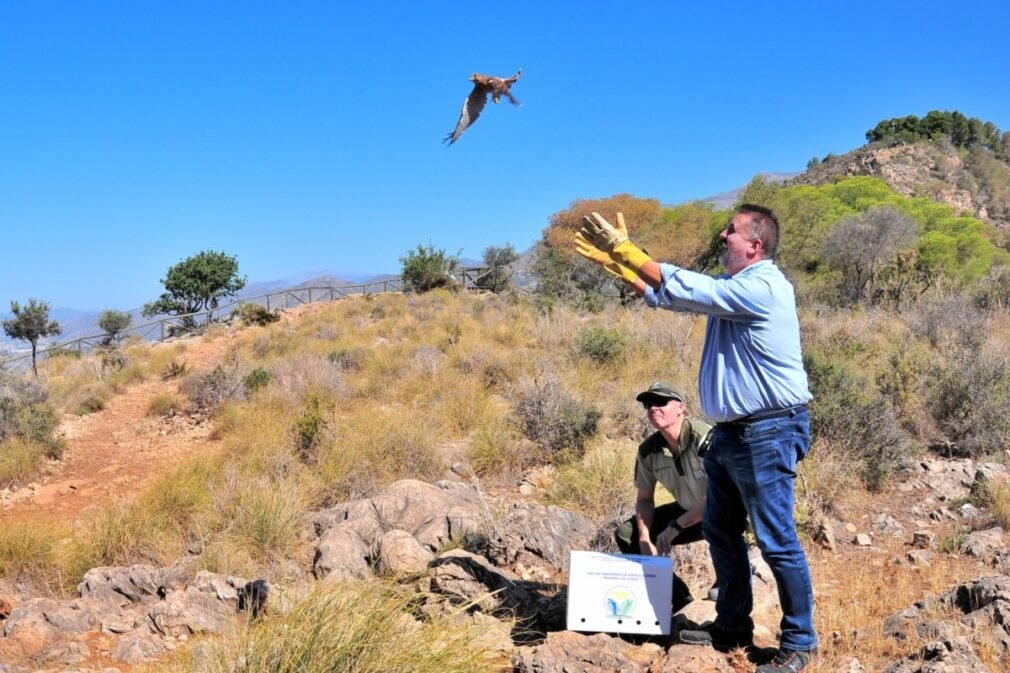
{"left": 97, "top": 309, "right": 133, "bottom": 345}
{"left": 479, "top": 244, "right": 519, "bottom": 292}
{"left": 3, "top": 299, "right": 62, "bottom": 377}
{"left": 142, "top": 250, "right": 246, "bottom": 327}
{"left": 400, "top": 243, "right": 459, "bottom": 293}
{"left": 823, "top": 206, "right": 920, "bottom": 304}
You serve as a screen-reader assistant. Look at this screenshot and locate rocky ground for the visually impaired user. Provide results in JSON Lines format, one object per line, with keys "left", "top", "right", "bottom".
{"left": 2, "top": 314, "right": 1010, "bottom": 672}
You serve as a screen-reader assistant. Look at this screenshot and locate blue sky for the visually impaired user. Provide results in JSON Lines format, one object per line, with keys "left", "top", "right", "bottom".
{"left": 2, "top": 1, "right": 1008, "bottom": 310}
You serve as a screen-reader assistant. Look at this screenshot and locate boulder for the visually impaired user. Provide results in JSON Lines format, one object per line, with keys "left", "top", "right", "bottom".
{"left": 514, "top": 631, "right": 663, "bottom": 673}
{"left": 111, "top": 628, "right": 169, "bottom": 663}
{"left": 313, "top": 526, "right": 373, "bottom": 582}
{"left": 489, "top": 501, "right": 596, "bottom": 571}
{"left": 960, "top": 529, "right": 1005, "bottom": 558}
{"left": 377, "top": 529, "right": 435, "bottom": 575}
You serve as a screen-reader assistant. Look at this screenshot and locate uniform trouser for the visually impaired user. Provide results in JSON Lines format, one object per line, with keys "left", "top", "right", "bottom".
{"left": 703, "top": 408, "right": 817, "bottom": 651}
{"left": 615, "top": 501, "right": 704, "bottom": 611}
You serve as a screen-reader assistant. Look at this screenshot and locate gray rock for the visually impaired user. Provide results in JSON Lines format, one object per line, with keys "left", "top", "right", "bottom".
{"left": 2, "top": 598, "right": 59, "bottom": 654}
{"left": 147, "top": 581, "right": 239, "bottom": 637}
{"left": 111, "top": 628, "right": 169, "bottom": 663}
{"left": 313, "top": 526, "right": 373, "bottom": 582}
{"left": 377, "top": 529, "right": 435, "bottom": 575}
{"left": 912, "top": 530, "right": 937, "bottom": 549}
{"left": 873, "top": 513, "right": 906, "bottom": 537}
{"left": 35, "top": 639, "right": 90, "bottom": 666}
{"left": 489, "top": 501, "right": 595, "bottom": 571}
{"left": 960, "top": 528, "right": 1004, "bottom": 558}
{"left": 427, "top": 549, "right": 530, "bottom": 615}
{"left": 884, "top": 636, "right": 991, "bottom": 673}
{"left": 514, "top": 631, "right": 663, "bottom": 673}
{"left": 42, "top": 601, "right": 98, "bottom": 634}
{"left": 312, "top": 479, "right": 486, "bottom": 581}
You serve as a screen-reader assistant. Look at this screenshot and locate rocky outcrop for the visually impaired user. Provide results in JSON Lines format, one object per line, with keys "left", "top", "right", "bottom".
{"left": 312, "top": 479, "right": 597, "bottom": 584}
{"left": 0, "top": 562, "right": 262, "bottom": 669}
{"left": 882, "top": 576, "right": 1010, "bottom": 672}
{"left": 790, "top": 142, "right": 1002, "bottom": 227}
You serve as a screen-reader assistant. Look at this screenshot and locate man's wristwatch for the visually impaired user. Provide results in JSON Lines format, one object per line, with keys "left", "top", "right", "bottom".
{"left": 669, "top": 520, "right": 684, "bottom": 533}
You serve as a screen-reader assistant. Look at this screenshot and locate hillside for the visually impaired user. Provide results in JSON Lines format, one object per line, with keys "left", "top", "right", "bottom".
{"left": 792, "top": 141, "right": 1010, "bottom": 232}
{"left": 3, "top": 289, "right": 1010, "bottom": 672}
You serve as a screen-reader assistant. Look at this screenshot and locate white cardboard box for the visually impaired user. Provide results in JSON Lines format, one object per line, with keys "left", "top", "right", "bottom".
{"left": 566, "top": 551, "right": 673, "bottom": 635}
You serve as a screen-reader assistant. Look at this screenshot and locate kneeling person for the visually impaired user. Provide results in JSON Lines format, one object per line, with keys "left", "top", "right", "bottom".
{"left": 615, "top": 383, "right": 712, "bottom": 612}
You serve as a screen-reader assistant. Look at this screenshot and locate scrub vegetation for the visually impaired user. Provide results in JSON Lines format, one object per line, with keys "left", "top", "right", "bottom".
{"left": 4, "top": 118, "right": 1010, "bottom": 671}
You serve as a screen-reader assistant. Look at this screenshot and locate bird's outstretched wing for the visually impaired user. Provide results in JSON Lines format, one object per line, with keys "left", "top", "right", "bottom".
{"left": 444, "top": 83, "right": 488, "bottom": 145}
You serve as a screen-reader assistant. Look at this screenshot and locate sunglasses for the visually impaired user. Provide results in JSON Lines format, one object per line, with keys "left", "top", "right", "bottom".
{"left": 642, "top": 397, "right": 678, "bottom": 409}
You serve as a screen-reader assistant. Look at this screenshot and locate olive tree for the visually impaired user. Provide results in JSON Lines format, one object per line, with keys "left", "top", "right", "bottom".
{"left": 97, "top": 309, "right": 133, "bottom": 345}
{"left": 143, "top": 250, "right": 246, "bottom": 327}
{"left": 2, "top": 299, "right": 62, "bottom": 377}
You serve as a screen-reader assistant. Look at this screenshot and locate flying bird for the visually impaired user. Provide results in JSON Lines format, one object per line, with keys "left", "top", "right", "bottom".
{"left": 444, "top": 69, "right": 522, "bottom": 145}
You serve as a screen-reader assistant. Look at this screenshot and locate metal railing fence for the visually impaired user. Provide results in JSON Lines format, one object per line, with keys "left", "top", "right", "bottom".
{"left": 1, "top": 267, "right": 492, "bottom": 368}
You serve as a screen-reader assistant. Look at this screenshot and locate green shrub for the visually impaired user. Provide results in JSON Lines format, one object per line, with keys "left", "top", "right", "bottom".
{"left": 805, "top": 351, "right": 914, "bottom": 489}
{"left": 76, "top": 395, "right": 106, "bottom": 415}
{"left": 400, "top": 243, "right": 460, "bottom": 293}
{"left": 513, "top": 372, "right": 601, "bottom": 460}
{"left": 0, "top": 373, "right": 63, "bottom": 457}
{"left": 293, "top": 396, "right": 328, "bottom": 462}
{"left": 244, "top": 368, "right": 272, "bottom": 393}
{"left": 926, "top": 351, "right": 1010, "bottom": 456}
{"left": 574, "top": 326, "right": 626, "bottom": 363}
{"left": 238, "top": 303, "right": 281, "bottom": 326}
{"left": 98, "top": 309, "right": 133, "bottom": 344}
{"left": 327, "top": 348, "right": 364, "bottom": 371}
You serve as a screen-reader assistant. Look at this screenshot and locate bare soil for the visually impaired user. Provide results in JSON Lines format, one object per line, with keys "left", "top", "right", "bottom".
{"left": 0, "top": 330, "right": 239, "bottom": 527}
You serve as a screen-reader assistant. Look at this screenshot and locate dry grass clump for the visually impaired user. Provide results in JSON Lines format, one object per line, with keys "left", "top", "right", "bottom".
{"left": 0, "top": 520, "right": 62, "bottom": 588}
{"left": 136, "top": 582, "right": 502, "bottom": 673}
{"left": 314, "top": 406, "right": 445, "bottom": 503}
{"left": 147, "top": 392, "right": 185, "bottom": 417}
{"left": 466, "top": 415, "right": 538, "bottom": 481}
{"left": 545, "top": 442, "right": 634, "bottom": 519}
{"left": 179, "top": 352, "right": 246, "bottom": 412}
{"left": 0, "top": 438, "right": 52, "bottom": 487}
{"left": 210, "top": 469, "right": 309, "bottom": 567}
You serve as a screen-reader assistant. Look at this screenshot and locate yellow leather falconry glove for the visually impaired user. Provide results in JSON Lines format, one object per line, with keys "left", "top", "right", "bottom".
{"left": 578, "top": 212, "right": 652, "bottom": 272}
{"left": 574, "top": 232, "right": 639, "bottom": 284}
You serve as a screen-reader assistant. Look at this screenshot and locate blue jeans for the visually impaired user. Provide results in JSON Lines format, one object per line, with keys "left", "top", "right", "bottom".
{"left": 702, "top": 408, "right": 817, "bottom": 651}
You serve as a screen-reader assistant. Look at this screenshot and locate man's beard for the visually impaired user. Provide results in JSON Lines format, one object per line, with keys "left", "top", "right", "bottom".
{"left": 718, "top": 245, "right": 729, "bottom": 269}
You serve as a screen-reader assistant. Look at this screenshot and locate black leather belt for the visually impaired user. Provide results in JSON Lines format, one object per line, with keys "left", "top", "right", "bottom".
{"left": 719, "top": 404, "right": 807, "bottom": 427}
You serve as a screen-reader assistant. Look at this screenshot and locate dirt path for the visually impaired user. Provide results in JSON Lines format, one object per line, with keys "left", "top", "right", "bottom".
{"left": 0, "top": 332, "right": 239, "bottom": 527}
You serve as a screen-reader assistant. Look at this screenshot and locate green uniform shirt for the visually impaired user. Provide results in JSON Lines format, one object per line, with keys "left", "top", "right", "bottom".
{"left": 633, "top": 418, "right": 713, "bottom": 511}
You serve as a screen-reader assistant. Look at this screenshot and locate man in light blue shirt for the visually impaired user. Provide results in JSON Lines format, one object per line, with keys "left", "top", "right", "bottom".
{"left": 575, "top": 204, "right": 816, "bottom": 673}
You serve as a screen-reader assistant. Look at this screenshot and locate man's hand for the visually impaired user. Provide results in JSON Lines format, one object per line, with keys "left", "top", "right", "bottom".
{"left": 655, "top": 525, "right": 681, "bottom": 555}
{"left": 638, "top": 539, "right": 658, "bottom": 556}
{"left": 579, "top": 212, "right": 628, "bottom": 253}
{"left": 578, "top": 211, "right": 652, "bottom": 272}
{"left": 574, "top": 233, "right": 638, "bottom": 284}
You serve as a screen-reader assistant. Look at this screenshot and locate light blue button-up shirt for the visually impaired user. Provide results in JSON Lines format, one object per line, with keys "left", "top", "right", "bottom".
{"left": 643, "top": 259, "right": 812, "bottom": 423}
